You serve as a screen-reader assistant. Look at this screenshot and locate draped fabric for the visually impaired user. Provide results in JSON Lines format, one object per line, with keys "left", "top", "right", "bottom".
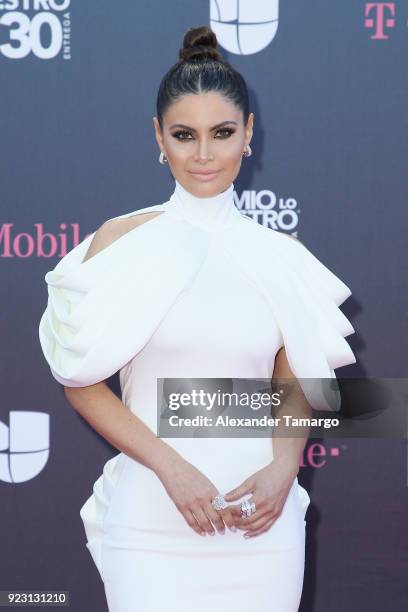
{"left": 39, "top": 191, "right": 356, "bottom": 411}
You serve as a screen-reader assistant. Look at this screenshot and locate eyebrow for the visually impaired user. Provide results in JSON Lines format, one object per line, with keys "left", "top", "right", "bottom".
{"left": 169, "top": 120, "right": 238, "bottom": 131}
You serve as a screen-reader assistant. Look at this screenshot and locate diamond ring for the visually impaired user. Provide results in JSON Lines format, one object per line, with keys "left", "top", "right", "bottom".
{"left": 211, "top": 494, "right": 228, "bottom": 511}
{"left": 240, "top": 500, "right": 256, "bottom": 518}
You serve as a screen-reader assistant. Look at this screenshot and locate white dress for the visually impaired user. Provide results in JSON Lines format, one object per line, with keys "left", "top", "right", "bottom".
{"left": 38, "top": 179, "right": 356, "bottom": 611}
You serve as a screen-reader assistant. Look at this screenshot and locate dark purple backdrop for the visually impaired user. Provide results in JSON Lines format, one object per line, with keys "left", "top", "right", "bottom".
{"left": 1, "top": 2, "right": 407, "bottom": 611}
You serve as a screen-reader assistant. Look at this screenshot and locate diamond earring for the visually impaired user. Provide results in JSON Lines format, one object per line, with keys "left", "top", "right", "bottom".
{"left": 243, "top": 144, "right": 252, "bottom": 158}
{"left": 159, "top": 151, "right": 168, "bottom": 164}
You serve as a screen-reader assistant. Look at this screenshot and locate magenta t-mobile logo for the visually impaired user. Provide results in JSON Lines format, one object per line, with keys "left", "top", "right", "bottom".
{"left": 0, "top": 223, "right": 85, "bottom": 258}
{"left": 300, "top": 443, "right": 346, "bottom": 469}
{"left": 365, "top": 2, "right": 395, "bottom": 39}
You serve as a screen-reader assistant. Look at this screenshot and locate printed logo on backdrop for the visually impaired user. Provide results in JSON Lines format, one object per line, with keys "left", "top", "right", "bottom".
{"left": 364, "top": 2, "right": 395, "bottom": 39}
{"left": 210, "top": 0, "right": 279, "bottom": 54}
{"left": 0, "top": 412, "right": 49, "bottom": 482}
{"left": 0, "top": 191, "right": 299, "bottom": 258}
{"left": 0, "top": 0, "right": 71, "bottom": 59}
{"left": 235, "top": 189, "right": 299, "bottom": 237}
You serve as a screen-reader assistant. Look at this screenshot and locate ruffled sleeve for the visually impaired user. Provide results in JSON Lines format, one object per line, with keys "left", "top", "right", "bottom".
{"left": 38, "top": 208, "right": 209, "bottom": 387}
{"left": 271, "top": 232, "right": 356, "bottom": 412}
{"left": 222, "top": 219, "right": 357, "bottom": 412}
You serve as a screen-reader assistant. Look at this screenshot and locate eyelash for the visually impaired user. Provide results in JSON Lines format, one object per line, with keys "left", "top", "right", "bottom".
{"left": 172, "top": 128, "right": 235, "bottom": 141}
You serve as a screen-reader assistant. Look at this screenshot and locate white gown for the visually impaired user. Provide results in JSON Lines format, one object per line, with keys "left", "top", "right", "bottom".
{"left": 38, "top": 179, "right": 356, "bottom": 611}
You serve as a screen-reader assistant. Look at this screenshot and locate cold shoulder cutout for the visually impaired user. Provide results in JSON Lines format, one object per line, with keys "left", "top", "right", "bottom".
{"left": 81, "top": 211, "right": 165, "bottom": 265}
{"left": 38, "top": 201, "right": 206, "bottom": 387}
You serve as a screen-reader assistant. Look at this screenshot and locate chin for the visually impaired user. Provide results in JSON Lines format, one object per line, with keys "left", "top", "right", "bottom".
{"left": 191, "top": 184, "right": 222, "bottom": 197}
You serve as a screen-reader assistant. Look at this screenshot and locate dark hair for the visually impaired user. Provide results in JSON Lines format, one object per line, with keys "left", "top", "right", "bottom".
{"left": 156, "top": 25, "right": 249, "bottom": 129}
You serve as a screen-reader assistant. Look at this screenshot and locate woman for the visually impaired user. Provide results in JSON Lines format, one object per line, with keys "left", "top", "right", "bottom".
{"left": 38, "top": 26, "right": 356, "bottom": 612}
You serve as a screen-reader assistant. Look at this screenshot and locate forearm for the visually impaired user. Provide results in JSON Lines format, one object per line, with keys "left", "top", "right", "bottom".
{"left": 64, "top": 382, "right": 182, "bottom": 476}
{"left": 270, "top": 382, "right": 312, "bottom": 473}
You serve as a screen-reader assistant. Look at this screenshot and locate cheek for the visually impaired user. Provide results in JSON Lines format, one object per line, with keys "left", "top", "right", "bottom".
{"left": 229, "top": 152, "right": 244, "bottom": 170}
{"left": 222, "top": 140, "right": 245, "bottom": 162}
{"left": 167, "top": 144, "right": 191, "bottom": 164}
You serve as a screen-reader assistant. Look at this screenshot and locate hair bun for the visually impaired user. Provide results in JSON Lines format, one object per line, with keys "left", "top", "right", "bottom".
{"left": 179, "top": 25, "right": 222, "bottom": 63}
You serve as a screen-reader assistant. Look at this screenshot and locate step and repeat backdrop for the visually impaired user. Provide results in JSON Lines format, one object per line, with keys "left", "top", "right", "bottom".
{"left": 1, "top": 2, "right": 407, "bottom": 611}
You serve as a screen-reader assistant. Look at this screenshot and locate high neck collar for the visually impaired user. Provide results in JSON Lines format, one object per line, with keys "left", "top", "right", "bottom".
{"left": 167, "top": 179, "right": 241, "bottom": 231}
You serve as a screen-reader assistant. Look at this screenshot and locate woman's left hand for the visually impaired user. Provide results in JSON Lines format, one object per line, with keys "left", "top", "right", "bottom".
{"left": 223, "top": 458, "right": 299, "bottom": 539}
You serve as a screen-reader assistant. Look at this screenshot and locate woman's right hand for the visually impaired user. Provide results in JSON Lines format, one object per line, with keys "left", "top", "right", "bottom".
{"left": 155, "top": 456, "right": 237, "bottom": 536}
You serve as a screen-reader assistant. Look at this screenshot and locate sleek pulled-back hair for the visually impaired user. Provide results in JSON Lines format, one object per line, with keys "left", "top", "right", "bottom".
{"left": 156, "top": 25, "right": 249, "bottom": 129}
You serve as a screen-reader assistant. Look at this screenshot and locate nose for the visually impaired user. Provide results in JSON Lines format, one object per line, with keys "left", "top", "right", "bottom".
{"left": 194, "top": 140, "right": 214, "bottom": 163}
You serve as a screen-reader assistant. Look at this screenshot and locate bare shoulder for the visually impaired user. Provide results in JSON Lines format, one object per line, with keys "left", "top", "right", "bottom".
{"left": 82, "top": 210, "right": 163, "bottom": 263}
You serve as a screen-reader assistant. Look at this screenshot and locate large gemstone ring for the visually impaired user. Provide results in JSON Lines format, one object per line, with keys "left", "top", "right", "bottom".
{"left": 211, "top": 494, "right": 228, "bottom": 511}
{"left": 240, "top": 500, "right": 256, "bottom": 518}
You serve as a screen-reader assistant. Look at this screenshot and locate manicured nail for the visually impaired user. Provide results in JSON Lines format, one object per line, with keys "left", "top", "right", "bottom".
{"left": 230, "top": 526, "right": 237, "bottom": 532}
{"left": 209, "top": 531, "right": 215, "bottom": 536}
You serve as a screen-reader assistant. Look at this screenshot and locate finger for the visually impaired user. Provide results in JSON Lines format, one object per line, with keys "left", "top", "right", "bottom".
{"left": 205, "top": 504, "right": 227, "bottom": 534}
{"left": 234, "top": 506, "right": 271, "bottom": 529}
{"left": 223, "top": 478, "right": 256, "bottom": 502}
{"left": 184, "top": 509, "right": 207, "bottom": 536}
{"left": 243, "top": 517, "right": 276, "bottom": 539}
{"left": 236, "top": 511, "right": 276, "bottom": 532}
{"left": 192, "top": 506, "right": 216, "bottom": 535}
{"left": 218, "top": 508, "right": 238, "bottom": 532}
{"left": 232, "top": 496, "right": 273, "bottom": 528}
{"left": 227, "top": 494, "right": 264, "bottom": 520}
{"left": 228, "top": 503, "right": 259, "bottom": 519}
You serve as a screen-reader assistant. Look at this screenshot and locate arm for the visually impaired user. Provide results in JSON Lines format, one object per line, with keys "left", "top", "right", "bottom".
{"left": 64, "top": 381, "right": 180, "bottom": 474}
{"left": 43, "top": 212, "right": 239, "bottom": 535}
{"left": 270, "top": 345, "right": 313, "bottom": 476}
{"left": 66, "top": 217, "right": 183, "bottom": 474}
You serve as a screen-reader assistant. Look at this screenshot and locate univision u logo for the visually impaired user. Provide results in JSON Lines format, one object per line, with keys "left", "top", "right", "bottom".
{"left": 210, "top": 0, "right": 279, "bottom": 55}
{"left": 0, "top": 412, "right": 49, "bottom": 483}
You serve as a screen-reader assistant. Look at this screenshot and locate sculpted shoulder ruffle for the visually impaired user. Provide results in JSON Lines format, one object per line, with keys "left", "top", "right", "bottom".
{"left": 224, "top": 218, "right": 357, "bottom": 411}
{"left": 38, "top": 204, "right": 209, "bottom": 387}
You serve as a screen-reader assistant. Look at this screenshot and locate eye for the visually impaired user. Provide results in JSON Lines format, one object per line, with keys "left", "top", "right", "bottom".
{"left": 172, "top": 130, "right": 192, "bottom": 141}
{"left": 216, "top": 128, "right": 235, "bottom": 138}
{"left": 171, "top": 128, "right": 235, "bottom": 141}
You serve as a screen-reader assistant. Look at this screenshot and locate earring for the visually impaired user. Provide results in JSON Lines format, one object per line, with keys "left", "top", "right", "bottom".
{"left": 159, "top": 151, "right": 168, "bottom": 164}
{"left": 243, "top": 144, "right": 252, "bottom": 158}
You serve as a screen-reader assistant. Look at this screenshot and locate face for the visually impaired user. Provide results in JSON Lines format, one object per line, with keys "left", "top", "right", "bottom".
{"left": 153, "top": 91, "right": 253, "bottom": 197}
